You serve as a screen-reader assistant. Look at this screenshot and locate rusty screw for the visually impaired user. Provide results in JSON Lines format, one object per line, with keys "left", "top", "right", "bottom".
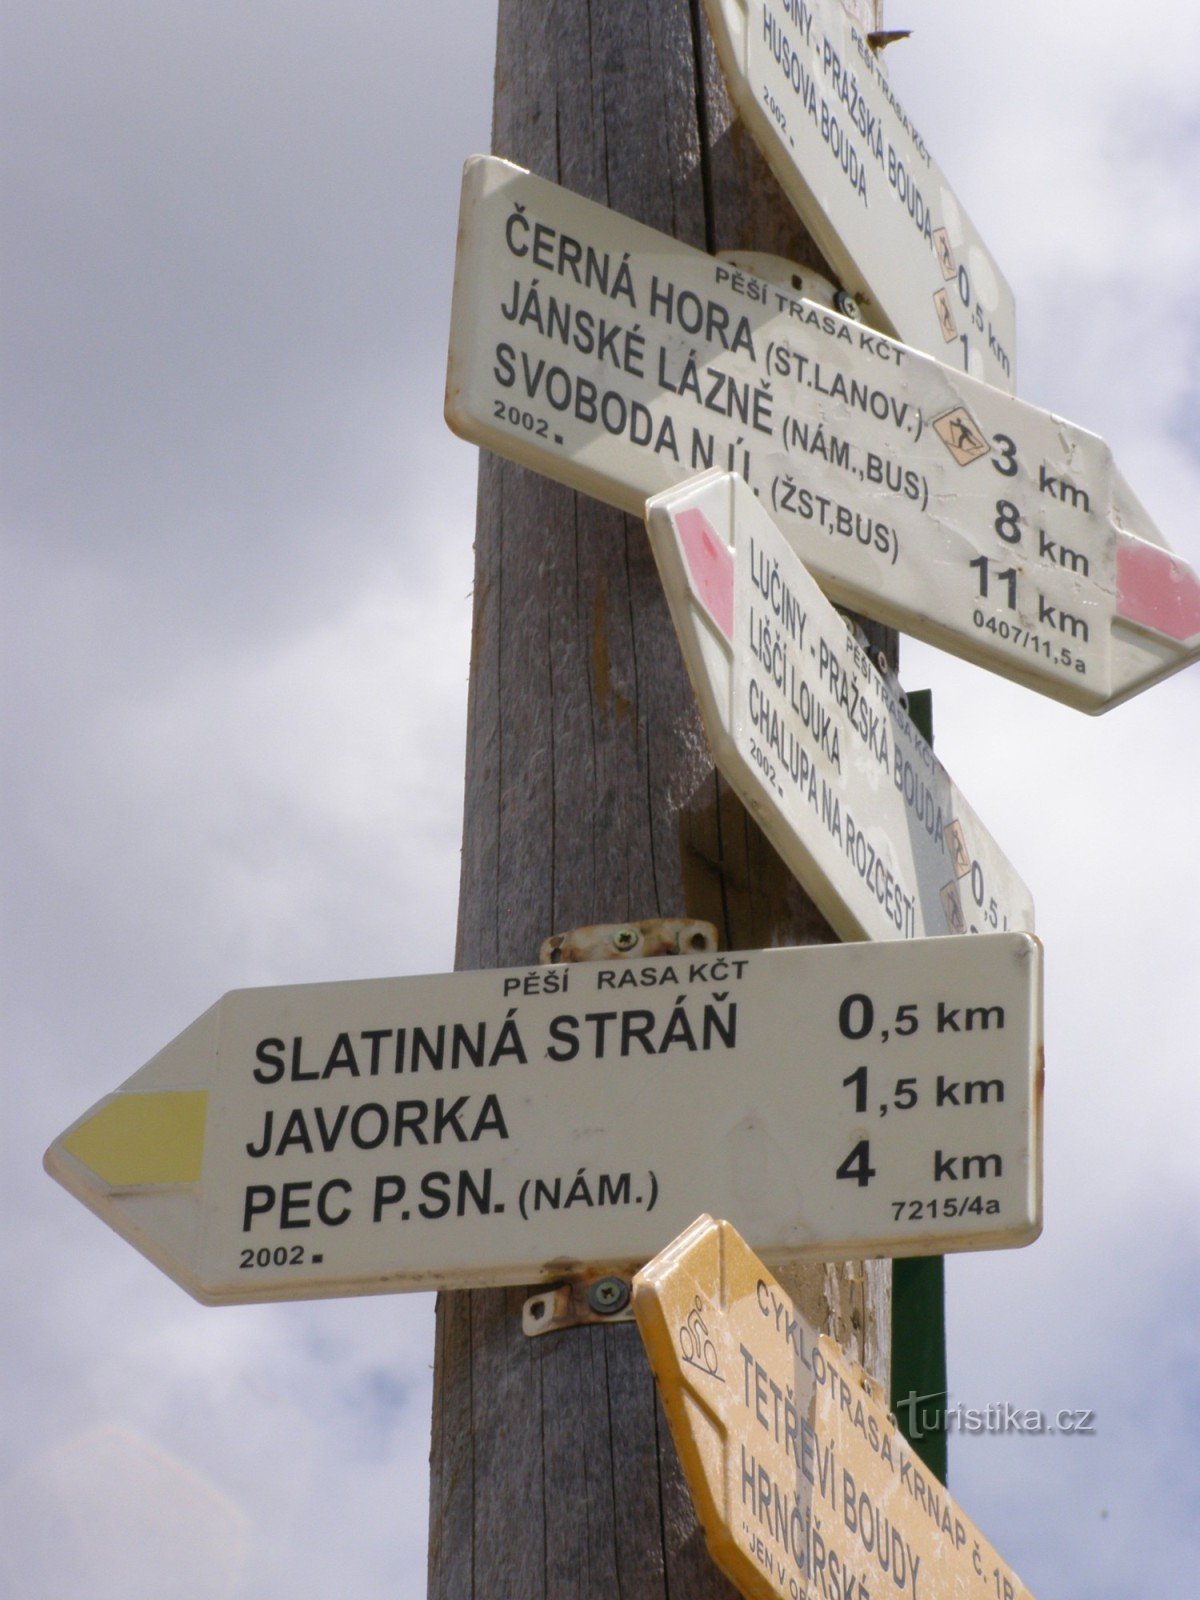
{"left": 612, "top": 928, "right": 639, "bottom": 953}
{"left": 587, "top": 1276, "right": 631, "bottom": 1316}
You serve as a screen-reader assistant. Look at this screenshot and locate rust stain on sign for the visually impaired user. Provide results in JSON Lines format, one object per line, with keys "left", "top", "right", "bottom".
{"left": 634, "top": 1216, "right": 1038, "bottom": 1600}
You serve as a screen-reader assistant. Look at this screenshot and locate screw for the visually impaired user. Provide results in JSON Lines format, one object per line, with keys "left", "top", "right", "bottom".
{"left": 587, "top": 1276, "right": 631, "bottom": 1315}
{"left": 834, "top": 289, "right": 861, "bottom": 322}
{"left": 612, "top": 928, "right": 639, "bottom": 953}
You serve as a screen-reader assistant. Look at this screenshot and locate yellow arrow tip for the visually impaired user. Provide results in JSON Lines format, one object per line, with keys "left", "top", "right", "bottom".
{"left": 61, "top": 1091, "right": 208, "bottom": 1186}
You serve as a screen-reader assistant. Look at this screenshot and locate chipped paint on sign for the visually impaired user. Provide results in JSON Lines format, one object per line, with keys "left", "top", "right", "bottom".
{"left": 634, "top": 1215, "right": 1039, "bottom": 1600}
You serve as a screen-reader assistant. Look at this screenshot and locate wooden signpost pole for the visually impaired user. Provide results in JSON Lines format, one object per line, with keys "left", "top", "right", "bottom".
{"left": 428, "top": 3, "right": 893, "bottom": 1594}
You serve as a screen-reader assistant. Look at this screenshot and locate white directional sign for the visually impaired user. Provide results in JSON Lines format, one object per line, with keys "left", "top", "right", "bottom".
{"left": 446, "top": 156, "right": 1200, "bottom": 712}
{"left": 645, "top": 470, "right": 1034, "bottom": 943}
{"left": 701, "top": 0, "right": 1018, "bottom": 391}
{"left": 634, "top": 1216, "right": 1039, "bottom": 1600}
{"left": 46, "top": 936, "right": 1042, "bottom": 1304}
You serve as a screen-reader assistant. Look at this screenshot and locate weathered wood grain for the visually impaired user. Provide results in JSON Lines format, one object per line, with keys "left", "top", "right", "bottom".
{"left": 431, "top": 3, "right": 893, "bottom": 1594}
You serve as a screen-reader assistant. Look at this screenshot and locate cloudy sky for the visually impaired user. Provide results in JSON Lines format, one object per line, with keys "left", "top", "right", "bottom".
{"left": 4, "top": 3, "right": 1198, "bottom": 1596}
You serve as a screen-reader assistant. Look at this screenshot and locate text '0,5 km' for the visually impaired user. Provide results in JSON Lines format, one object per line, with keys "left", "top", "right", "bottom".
{"left": 46, "top": 935, "right": 1042, "bottom": 1305}
{"left": 446, "top": 156, "right": 1200, "bottom": 712}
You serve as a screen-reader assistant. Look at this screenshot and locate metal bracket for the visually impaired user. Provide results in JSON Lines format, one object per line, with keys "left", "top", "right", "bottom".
{"left": 523, "top": 915, "right": 718, "bottom": 1335}
{"left": 539, "top": 917, "right": 718, "bottom": 965}
{"left": 523, "top": 1272, "right": 636, "bottom": 1337}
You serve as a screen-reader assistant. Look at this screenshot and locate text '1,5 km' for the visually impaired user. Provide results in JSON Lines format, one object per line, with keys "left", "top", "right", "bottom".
{"left": 46, "top": 935, "right": 1043, "bottom": 1305}
{"left": 446, "top": 156, "right": 1200, "bottom": 712}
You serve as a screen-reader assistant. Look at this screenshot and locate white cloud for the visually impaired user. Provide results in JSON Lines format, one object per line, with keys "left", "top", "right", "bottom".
{"left": 0, "top": 1425, "right": 249, "bottom": 1600}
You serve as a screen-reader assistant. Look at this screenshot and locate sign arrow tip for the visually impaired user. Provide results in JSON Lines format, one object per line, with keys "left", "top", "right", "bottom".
{"left": 1116, "top": 536, "right": 1200, "bottom": 644}
{"left": 672, "top": 507, "right": 734, "bottom": 641}
{"left": 53, "top": 1091, "right": 208, "bottom": 1189}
